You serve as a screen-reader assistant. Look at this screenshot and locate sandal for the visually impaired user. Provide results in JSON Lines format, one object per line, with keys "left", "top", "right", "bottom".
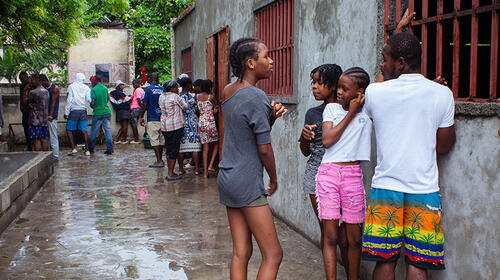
{"left": 166, "top": 175, "right": 182, "bottom": 181}
{"left": 178, "top": 170, "right": 186, "bottom": 175}
{"left": 207, "top": 168, "right": 217, "bottom": 173}
{"left": 194, "top": 170, "right": 202, "bottom": 175}
{"left": 148, "top": 163, "right": 165, "bottom": 168}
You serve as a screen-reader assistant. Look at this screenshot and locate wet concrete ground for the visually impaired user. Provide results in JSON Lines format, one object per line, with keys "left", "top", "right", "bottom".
{"left": 0, "top": 146, "right": 345, "bottom": 279}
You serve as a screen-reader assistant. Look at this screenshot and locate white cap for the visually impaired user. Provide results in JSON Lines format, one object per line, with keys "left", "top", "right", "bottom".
{"left": 115, "top": 80, "right": 125, "bottom": 88}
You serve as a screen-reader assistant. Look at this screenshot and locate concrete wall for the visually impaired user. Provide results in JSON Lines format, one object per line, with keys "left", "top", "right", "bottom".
{"left": 0, "top": 84, "right": 145, "bottom": 146}
{"left": 173, "top": 1, "right": 500, "bottom": 279}
{"left": 68, "top": 29, "right": 135, "bottom": 84}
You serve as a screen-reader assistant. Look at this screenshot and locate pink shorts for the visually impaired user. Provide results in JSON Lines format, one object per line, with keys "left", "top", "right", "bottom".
{"left": 315, "top": 163, "right": 366, "bottom": 223}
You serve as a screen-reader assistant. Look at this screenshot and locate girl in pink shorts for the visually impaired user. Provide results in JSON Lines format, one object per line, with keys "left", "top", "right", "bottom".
{"left": 317, "top": 67, "right": 372, "bottom": 280}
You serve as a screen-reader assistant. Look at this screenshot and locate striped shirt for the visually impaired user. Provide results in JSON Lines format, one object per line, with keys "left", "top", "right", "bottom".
{"left": 159, "top": 92, "right": 188, "bottom": 131}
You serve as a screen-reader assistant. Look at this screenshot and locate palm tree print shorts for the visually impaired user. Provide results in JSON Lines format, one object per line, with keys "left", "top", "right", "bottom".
{"left": 361, "top": 188, "right": 445, "bottom": 270}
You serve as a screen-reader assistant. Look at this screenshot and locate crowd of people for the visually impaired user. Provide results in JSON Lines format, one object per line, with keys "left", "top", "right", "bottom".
{"left": 15, "top": 70, "right": 220, "bottom": 173}
{"left": 219, "top": 12, "right": 455, "bottom": 280}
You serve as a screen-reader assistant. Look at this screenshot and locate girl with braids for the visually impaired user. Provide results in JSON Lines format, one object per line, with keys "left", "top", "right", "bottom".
{"left": 316, "top": 67, "right": 372, "bottom": 280}
{"left": 218, "top": 37, "right": 287, "bottom": 279}
{"left": 299, "top": 63, "right": 351, "bottom": 276}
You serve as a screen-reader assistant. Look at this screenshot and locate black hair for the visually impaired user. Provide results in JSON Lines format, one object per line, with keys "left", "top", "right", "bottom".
{"left": 39, "top": 74, "right": 49, "bottom": 82}
{"left": 177, "top": 76, "right": 192, "bottom": 88}
{"left": 229, "top": 37, "right": 262, "bottom": 81}
{"left": 149, "top": 73, "right": 159, "bottom": 83}
{"left": 132, "top": 78, "right": 141, "bottom": 85}
{"left": 193, "top": 79, "right": 204, "bottom": 88}
{"left": 163, "top": 80, "right": 178, "bottom": 92}
{"left": 342, "top": 67, "right": 370, "bottom": 90}
{"left": 19, "top": 71, "right": 28, "bottom": 80}
{"left": 200, "top": 79, "right": 213, "bottom": 93}
{"left": 386, "top": 32, "right": 422, "bottom": 70}
{"left": 95, "top": 75, "right": 102, "bottom": 83}
{"left": 310, "top": 64, "right": 343, "bottom": 90}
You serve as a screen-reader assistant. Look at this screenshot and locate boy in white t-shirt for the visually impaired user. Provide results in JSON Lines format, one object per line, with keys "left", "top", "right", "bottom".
{"left": 361, "top": 32, "right": 456, "bottom": 280}
{"left": 316, "top": 67, "right": 372, "bottom": 280}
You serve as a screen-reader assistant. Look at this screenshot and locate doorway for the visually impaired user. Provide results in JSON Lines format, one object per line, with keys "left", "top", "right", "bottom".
{"left": 206, "top": 26, "right": 230, "bottom": 157}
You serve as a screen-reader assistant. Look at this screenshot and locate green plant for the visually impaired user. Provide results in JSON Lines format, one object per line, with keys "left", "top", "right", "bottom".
{"left": 0, "top": 46, "right": 22, "bottom": 83}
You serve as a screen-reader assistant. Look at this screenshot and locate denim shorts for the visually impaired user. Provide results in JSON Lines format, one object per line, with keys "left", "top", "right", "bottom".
{"left": 315, "top": 162, "right": 366, "bottom": 223}
{"left": 66, "top": 110, "right": 88, "bottom": 132}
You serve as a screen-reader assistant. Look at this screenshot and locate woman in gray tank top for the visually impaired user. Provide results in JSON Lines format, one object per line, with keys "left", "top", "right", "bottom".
{"left": 218, "top": 38, "right": 287, "bottom": 279}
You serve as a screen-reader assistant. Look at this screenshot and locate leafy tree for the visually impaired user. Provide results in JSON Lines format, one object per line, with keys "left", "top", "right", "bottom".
{"left": 127, "top": 0, "right": 194, "bottom": 81}
{"left": 0, "top": 46, "right": 22, "bottom": 83}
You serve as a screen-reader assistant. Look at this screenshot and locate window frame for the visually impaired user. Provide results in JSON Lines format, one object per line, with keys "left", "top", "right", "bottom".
{"left": 384, "top": 0, "right": 499, "bottom": 103}
{"left": 254, "top": 0, "right": 295, "bottom": 103}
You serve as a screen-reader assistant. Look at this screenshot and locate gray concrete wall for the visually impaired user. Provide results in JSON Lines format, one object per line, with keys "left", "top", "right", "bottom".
{"left": 1, "top": 84, "right": 145, "bottom": 145}
{"left": 173, "top": 1, "right": 500, "bottom": 279}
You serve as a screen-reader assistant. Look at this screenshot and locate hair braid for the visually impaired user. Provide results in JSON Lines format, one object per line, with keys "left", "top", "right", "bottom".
{"left": 310, "top": 63, "right": 343, "bottom": 90}
{"left": 343, "top": 67, "right": 370, "bottom": 90}
{"left": 229, "top": 37, "right": 261, "bottom": 81}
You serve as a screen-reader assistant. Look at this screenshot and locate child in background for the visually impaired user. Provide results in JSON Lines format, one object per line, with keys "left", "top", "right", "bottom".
{"left": 195, "top": 79, "right": 219, "bottom": 178}
{"left": 299, "top": 64, "right": 350, "bottom": 275}
{"left": 317, "top": 67, "right": 371, "bottom": 280}
{"left": 129, "top": 79, "right": 144, "bottom": 144}
{"left": 159, "top": 81, "right": 188, "bottom": 181}
{"left": 26, "top": 74, "right": 49, "bottom": 151}
{"left": 110, "top": 81, "right": 132, "bottom": 144}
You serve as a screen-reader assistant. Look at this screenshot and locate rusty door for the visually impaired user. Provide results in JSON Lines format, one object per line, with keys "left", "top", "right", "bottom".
{"left": 216, "top": 26, "right": 230, "bottom": 157}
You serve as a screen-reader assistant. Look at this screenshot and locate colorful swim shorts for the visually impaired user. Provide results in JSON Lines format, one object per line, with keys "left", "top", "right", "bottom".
{"left": 362, "top": 188, "right": 445, "bottom": 270}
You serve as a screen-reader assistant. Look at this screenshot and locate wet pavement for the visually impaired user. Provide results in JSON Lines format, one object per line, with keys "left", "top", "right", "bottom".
{"left": 0, "top": 146, "right": 344, "bottom": 279}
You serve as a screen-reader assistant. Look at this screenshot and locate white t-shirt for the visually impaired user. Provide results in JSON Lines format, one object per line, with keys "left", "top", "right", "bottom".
{"left": 364, "top": 74, "right": 455, "bottom": 194}
{"left": 321, "top": 103, "right": 372, "bottom": 163}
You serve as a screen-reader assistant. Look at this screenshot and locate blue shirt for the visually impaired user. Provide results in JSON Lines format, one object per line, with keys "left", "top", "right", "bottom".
{"left": 143, "top": 84, "right": 164, "bottom": 122}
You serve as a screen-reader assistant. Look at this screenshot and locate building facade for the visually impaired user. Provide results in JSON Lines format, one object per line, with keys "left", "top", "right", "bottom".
{"left": 172, "top": 1, "right": 499, "bottom": 279}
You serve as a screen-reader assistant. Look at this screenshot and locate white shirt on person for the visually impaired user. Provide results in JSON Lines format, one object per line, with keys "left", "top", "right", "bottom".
{"left": 321, "top": 103, "right": 372, "bottom": 164}
{"left": 64, "top": 73, "right": 91, "bottom": 115}
{"left": 364, "top": 73, "right": 454, "bottom": 194}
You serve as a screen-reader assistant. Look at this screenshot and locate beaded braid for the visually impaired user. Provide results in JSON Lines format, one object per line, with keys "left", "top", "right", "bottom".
{"left": 343, "top": 67, "right": 370, "bottom": 90}
{"left": 229, "top": 38, "right": 262, "bottom": 82}
{"left": 309, "top": 64, "right": 343, "bottom": 90}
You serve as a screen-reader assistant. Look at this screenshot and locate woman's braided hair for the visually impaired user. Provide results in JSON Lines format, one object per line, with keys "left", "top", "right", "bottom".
{"left": 310, "top": 64, "right": 343, "bottom": 90}
{"left": 229, "top": 37, "right": 262, "bottom": 81}
{"left": 342, "top": 67, "right": 370, "bottom": 90}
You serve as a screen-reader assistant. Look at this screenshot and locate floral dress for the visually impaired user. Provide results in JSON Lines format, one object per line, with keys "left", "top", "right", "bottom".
{"left": 179, "top": 93, "right": 202, "bottom": 152}
{"left": 197, "top": 100, "right": 219, "bottom": 144}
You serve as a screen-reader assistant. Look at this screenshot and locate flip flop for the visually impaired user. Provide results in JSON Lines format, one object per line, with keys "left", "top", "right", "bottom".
{"left": 178, "top": 170, "right": 186, "bottom": 175}
{"left": 207, "top": 168, "right": 217, "bottom": 173}
{"left": 194, "top": 170, "right": 202, "bottom": 175}
{"left": 148, "top": 164, "right": 164, "bottom": 168}
{"left": 166, "top": 175, "right": 182, "bottom": 181}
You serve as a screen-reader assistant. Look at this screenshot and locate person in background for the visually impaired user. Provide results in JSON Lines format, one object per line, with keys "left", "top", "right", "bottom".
{"left": 90, "top": 76, "right": 97, "bottom": 88}
{"left": 0, "top": 90, "right": 4, "bottom": 142}
{"left": 19, "top": 71, "right": 32, "bottom": 150}
{"left": 177, "top": 74, "right": 201, "bottom": 175}
{"left": 110, "top": 80, "right": 132, "bottom": 144}
{"left": 89, "top": 75, "right": 114, "bottom": 155}
{"left": 26, "top": 74, "right": 49, "bottom": 151}
{"left": 129, "top": 79, "right": 143, "bottom": 144}
{"left": 40, "top": 75, "right": 60, "bottom": 162}
{"left": 140, "top": 73, "right": 165, "bottom": 168}
{"left": 64, "top": 73, "right": 91, "bottom": 156}
{"left": 159, "top": 80, "right": 188, "bottom": 181}
{"left": 194, "top": 79, "right": 219, "bottom": 178}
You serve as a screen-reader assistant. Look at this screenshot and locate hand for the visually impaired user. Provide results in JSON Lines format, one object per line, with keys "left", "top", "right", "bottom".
{"left": 140, "top": 118, "right": 146, "bottom": 126}
{"left": 433, "top": 76, "right": 449, "bottom": 87}
{"left": 301, "top": 124, "right": 317, "bottom": 141}
{"left": 270, "top": 100, "right": 288, "bottom": 120}
{"left": 396, "top": 9, "right": 416, "bottom": 32}
{"left": 64, "top": 115, "right": 68, "bottom": 120}
{"left": 349, "top": 93, "right": 365, "bottom": 113}
{"left": 267, "top": 180, "right": 278, "bottom": 196}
